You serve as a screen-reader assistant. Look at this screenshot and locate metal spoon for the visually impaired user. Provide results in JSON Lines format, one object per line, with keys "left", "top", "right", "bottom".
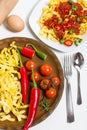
{"left": 73, "top": 52, "right": 84, "bottom": 105}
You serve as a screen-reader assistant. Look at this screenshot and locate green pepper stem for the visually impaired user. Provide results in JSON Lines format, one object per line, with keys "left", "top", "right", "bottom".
{"left": 17, "top": 49, "right": 23, "bottom": 67}
{"left": 26, "top": 43, "right": 37, "bottom": 52}
{"left": 17, "top": 46, "right": 22, "bottom": 51}
{"left": 32, "top": 69, "right": 37, "bottom": 88}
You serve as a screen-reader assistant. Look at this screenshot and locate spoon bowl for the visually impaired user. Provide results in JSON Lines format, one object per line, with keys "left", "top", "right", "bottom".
{"left": 73, "top": 52, "right": 84, "bottom": 105}
{"left": 74, "top": 52, "right": 84, "bottom": 69}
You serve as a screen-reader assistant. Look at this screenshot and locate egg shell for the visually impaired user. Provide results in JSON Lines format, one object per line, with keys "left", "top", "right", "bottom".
{"left": 6, "top": 15, "right": 25, "bottom": 32}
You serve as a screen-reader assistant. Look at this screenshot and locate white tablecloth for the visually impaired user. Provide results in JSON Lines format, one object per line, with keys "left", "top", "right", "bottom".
{"left": 0, "top": 0, "right": 87, "bottom": 130}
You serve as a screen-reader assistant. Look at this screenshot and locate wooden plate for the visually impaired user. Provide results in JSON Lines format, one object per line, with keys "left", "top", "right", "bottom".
{"left": 0, "top": 37, "right": 64, "bottom": 130}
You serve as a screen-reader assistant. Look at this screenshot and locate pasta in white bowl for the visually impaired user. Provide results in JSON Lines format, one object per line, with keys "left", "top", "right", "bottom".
{"left": 29, "top": 0, "right": 87, "bottom": 52}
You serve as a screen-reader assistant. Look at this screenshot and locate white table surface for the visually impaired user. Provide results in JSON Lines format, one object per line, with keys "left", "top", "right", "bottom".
{"left": 0, "top": 0, "right": 87, "bottom": 130}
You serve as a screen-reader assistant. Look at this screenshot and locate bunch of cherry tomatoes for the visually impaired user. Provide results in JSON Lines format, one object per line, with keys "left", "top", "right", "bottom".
{"left": 25, "top": 60, "right": 60, "bottom": 99}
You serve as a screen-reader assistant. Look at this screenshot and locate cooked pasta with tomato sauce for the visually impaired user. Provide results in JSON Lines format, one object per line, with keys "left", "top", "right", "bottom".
{"left": 39, "top": 0, "right": 87, "bottom": 46}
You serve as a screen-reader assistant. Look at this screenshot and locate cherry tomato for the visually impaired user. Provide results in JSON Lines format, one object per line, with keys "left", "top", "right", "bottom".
{"left": 64, "top": 39, "right": 73, "bottom": 46}
{"left": 56, "top": 29, "right": 65, "bottom": 40}
{"left": 54, "top": 24, "right": 63, "bottom": 31}
{"left": 30, "top": 72, "right": 41, "bottom": 82}
{"left": 40, "top": 79, "right": 50, "bottom": 90}
{"left": 25, "top": 60, "right": 36, "bottom": 71}
{"left": 84, "top": 10, "right": 87, "bottom": 16}
{"left": 64, "top": 8, "right": 70, "bottom": 14}
{"left": 40, "top": 64, "right": 53, "bottom": 76}
{"left": 50, "top": 76, "right": 60, "bottom": 87}
{"left": 46, "top": 87, "right": 57, "bottom": 98}
{"left": 66, "top": 21, "right": 72, "bottom": 29}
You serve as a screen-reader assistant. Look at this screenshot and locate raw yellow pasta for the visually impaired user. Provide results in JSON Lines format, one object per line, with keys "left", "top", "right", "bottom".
{"left": 0, "top": 42, "right": 28, "bottom": 121}
{"left": 78, "top": 0, "right": 87, "bottom": 7}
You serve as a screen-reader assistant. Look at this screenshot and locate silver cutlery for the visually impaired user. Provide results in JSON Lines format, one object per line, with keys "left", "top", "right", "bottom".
{"left": 73, "top": 52, "right": 84, "bottom": 105}
{"left": 64, "top": 55, "right": 75, "bottom": 123}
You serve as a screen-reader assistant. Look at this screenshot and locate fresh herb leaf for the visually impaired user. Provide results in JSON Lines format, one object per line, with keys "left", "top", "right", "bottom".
{"left": 84, "top": 15, "right": 87, "bottom": 19}
{"left": 76, "top": 17, "right": 82, "bottom": 23}
{"left": 59, "top": 39, "right": 65, "bottom": 44}
{"left": 78, "top": 38, "right": 82, "bottom": 43}
{"left": 39, "top": 96, "right": 50, "bottom": 111}
{"left": 68, "top": 29, "right": 74, "bottom": 34}
{"left": 68, "top": 0, "right": 73, "bottom": 4}
{"left": 74, "top": 38, "right": 82, "bottom": 46}
{"left": 58, "top": 19, "right": 63, "bottom": 24}
{"left": 72, "top": 6, "right": 78, "bottom": 13}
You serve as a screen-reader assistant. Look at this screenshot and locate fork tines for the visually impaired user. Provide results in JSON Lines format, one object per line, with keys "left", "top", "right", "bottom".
{"left": 64, "top": 55, "right": 72, "bottom": 74}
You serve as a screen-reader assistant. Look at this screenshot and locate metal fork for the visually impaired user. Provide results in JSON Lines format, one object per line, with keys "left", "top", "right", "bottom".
{"left": 64, "top": 55, "right": 75, "bottom": 123}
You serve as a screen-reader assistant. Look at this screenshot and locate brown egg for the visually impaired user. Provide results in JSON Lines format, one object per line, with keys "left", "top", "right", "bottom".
{"left": 6, "top": 15, "right": 25, "bottom": 32}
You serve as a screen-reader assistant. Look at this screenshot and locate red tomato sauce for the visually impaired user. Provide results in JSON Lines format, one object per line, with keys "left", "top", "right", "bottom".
{"left": 72, "top": 3, "right": 83, "bottom": 17}
{"left": 56, "top": 2, "right": 71, "bottom": 19}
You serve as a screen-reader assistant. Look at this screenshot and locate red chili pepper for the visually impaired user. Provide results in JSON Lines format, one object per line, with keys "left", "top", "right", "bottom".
{"left": 64, "top": 39, "right": 73, "bottom": 46}
{"left": 18, "top": 50, "right": 29, "bottom": 104}
{"left": 20, "top": 67, "right": 28, "bottom": 104}
{"left": 26, "top": 43, "right": 47, "bottom": 60}
{"left": 23, "top": 69, "right": 40, "bottom": 130}
{"left": 17, "top": 46, "right": 35, "bottom": 58}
